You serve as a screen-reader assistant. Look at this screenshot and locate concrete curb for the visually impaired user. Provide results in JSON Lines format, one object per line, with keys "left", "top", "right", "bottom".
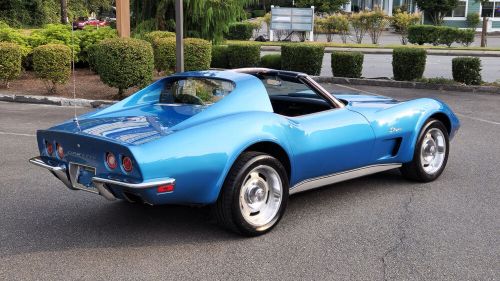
{"left": 0, "top": 93, "right": 116, "bottom": 108}
{"left": 261, "top": 46, "right": 500, "bottom": 57}
{"left": 313, "top": 77, "right": 500, "bottom": 94}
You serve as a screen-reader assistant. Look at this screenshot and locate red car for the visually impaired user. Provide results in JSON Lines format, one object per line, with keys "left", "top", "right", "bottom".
{"left": 73, "top": 17, "right": 108, "bottom": 30}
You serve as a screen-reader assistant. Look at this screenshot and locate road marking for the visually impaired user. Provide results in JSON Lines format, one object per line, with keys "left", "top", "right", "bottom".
{"left": 0, "top": 131, "right": 36, "bottom": 137}
{"left": 334, "top": 84, "right": 374, "bottom": 94}
{"left": 455, "top": 113, "right": 500, "bottom": 125}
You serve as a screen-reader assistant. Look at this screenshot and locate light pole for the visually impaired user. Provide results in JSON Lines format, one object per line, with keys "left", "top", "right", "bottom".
{"left": 175, "top": 0, "right": 184, "bottom": 72}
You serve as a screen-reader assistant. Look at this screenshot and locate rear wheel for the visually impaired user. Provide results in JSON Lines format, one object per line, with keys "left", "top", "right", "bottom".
{"left": 401, "top": 119, "right": 449, "bottom": 182}
{"left": 214, "top": 152, "right": 289, "bottom": 236}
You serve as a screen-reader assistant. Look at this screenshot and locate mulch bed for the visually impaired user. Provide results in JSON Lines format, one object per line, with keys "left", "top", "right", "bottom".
{"left": 4, "top": 68, "right": 144, "bottom": 101}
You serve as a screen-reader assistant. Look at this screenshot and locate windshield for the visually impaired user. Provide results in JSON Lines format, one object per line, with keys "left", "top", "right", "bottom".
{"left": 159, "top": 78, "right": 235, "bottom": 105}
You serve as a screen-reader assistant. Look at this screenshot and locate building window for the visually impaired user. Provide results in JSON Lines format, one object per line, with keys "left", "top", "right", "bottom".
{"left": 482, "top": 1, "right": 500, "bottom": 18}
{"left": 446, "top": 0, "right": 467, "bottom": 18}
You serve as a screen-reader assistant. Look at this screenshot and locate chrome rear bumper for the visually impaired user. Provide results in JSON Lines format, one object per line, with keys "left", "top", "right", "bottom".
{"left": 29, "top": 156, "right": 175, "bottom": 202}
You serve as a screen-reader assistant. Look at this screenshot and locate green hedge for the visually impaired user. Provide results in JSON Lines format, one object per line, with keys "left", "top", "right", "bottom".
{"left": 260, "top": 54, "right": 282, "bottom": 69}
{"left": 227, "top": 44, "right": 260, "bottom": 68}
{"left": 143, "top": 31, "right": 176, "bottom": 44}
{"left": 225, "top": 22, "right": 254, "bottom": 40}
{"left": 95, "top": 38, "right": 154, "bottom": 97}
{"left": 331, "top": 51, "right": 364, "bottom": 78}
{"left": 152, "top": 37, "right": 176, "bottom": 73}
{"left": 408, "top": 25, "right": 475, "bottom": 47}
{"left": 281, "top": 44, "right": 324, "bottom": 75}
{"left": 211, "top": 45, "right": 229, "bottom": 69}
{"left": 152, "top": 38, "right": 211, "bottom": 73}
{"left": 392, "top": 47, "right": 426, "bottom": 81}
{"left": 0, "top": 42, "right": 22, "bottom": 87}
{"left": 184, "top": 38, "right": 212, "bottom": 71}
{"left": 33, "top": 44, "right": 71, "bottom": 94}
{"left": 452, "top": 57, "right": 482, "bottom": 85}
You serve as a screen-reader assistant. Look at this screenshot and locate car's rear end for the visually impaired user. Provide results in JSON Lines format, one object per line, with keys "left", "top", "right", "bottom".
{"left": 31, "top": 128, "right": 175, "bottom": 205}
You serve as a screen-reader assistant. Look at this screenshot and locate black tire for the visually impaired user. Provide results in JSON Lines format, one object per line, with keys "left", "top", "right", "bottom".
{"left": 214, "top": 151, "right": 289, "bottom": 236}
{"left": 401, "top": 119, "right": 450, "bottom": 182}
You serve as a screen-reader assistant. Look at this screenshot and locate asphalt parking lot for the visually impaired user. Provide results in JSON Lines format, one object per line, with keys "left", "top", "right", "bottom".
{"left": 1, "top": 85, "right": 499, "bottom": 280}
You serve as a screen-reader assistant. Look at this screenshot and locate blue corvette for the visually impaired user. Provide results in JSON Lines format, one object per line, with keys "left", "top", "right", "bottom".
{"left": 30, "top": 68, "right": 459, "bottom": 236}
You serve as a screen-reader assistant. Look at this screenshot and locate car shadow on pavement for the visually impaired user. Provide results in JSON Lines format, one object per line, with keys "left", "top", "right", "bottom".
{"left": 1, "top": 170, "right": 412, "bottom": 257}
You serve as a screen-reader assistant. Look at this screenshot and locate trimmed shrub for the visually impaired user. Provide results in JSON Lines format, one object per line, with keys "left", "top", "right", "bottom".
{"left": 225, "top": 22, "right": 254, "bottom": 40}
{"left": 227, "top": 44, "right": 260, "bottom": 68}
{"left": 392, "top": 47, "right": 426, "bottom": 81}
{"left": 211, "top": 45, "right": 229, "bottom": 69}
{"left": 95, "top": 38, "right": 154, "bottom": 97}
{"left": 33, "top": 44, "right": 71, "bottom": 94}
{"left": 0, "top": 42, "right": 22, "bottom": 87}
{"left": 152, "top": 38, "right": 211, "bottom": 73}
{"left": 281, "top": 44, "right": 324, "bottom": 75}
{"left": 143, "top": 31, "right": 175, "bottom": 44}
{"left": 452, "top": 57, "right": 482, "bottom": 85}
{"left": 436, "top": 26, "right": 458, "bottom": 47}
{"left": 252, "top": 10, "right": 266, "bottom": 18}
{"left": 77, "top": 26, "right": 117, "bottom": 64}
{"left": 260, "top": 54, "right": 282, "bottom": 69}
{"left": 408, "top": 25, "right": 435, "bottom": 45}
{"left": 457, "top": 29, "right": 475, "bottom": 47}
{"left": 152, "top": 37, "right": 176, "bottom": 73}
{"left": 0, "top": 27, "right": 32, "bottom": 68}
{"left": 184, "top": 38, "right": 212, "bottom": 71}
{"left": 331, "top": 51, "right": 364, "bottom": 78}
{"left": 408, "top": 25, "right": 474, "bottom": 47}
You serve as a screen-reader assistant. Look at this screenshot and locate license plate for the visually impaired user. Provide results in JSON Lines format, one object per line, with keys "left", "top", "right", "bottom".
{"left": 68, "top": 163, "right": 98, "bottom": 194}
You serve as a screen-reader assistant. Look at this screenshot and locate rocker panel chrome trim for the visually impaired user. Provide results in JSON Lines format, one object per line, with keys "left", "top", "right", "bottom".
{"left": 290, "top": 164, "right": 402, "bottom": 195}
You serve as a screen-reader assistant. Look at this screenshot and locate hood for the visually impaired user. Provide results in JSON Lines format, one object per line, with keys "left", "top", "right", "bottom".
{"left": 50, "top": 104, "right": 207, "bottom": 145}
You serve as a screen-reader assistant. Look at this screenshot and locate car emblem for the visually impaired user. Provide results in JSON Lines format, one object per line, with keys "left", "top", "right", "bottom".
{"left": 389, "top": 127, "right": 402, "bottom": 133}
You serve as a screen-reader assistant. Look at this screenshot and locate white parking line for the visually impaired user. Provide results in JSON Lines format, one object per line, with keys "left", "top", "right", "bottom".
{"left": 0, "top": 131, "right": 36, "bottom": 137}
{"left": 455, "top": 113, "right": 500, "bottom": 126}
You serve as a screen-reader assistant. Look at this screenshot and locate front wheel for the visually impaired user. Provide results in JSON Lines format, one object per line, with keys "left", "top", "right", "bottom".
{"left": 214, "top": 152, "right": 289, "bottom": 236}
{"left": 401, "top": 119, "right": 450, "bottom": 182}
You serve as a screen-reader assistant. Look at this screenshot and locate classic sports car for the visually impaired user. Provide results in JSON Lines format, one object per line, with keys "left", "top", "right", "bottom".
{"left": 30, "top": 68, "right": 460, "bottom": 236}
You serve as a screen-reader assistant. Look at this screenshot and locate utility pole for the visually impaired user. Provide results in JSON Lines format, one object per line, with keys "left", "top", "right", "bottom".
{"left": 60, "top": 0, "right": 68, "bottom": 24}
{"left": 175, "top": 0, "right": 184, "bottom": 72}
{"left": 116, "top": 0, "right": 131, "bottom": 37}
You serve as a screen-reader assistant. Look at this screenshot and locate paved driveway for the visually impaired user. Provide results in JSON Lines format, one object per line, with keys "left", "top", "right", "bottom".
{"left": 0, "top": 85, "right": 498, "bottom": 280}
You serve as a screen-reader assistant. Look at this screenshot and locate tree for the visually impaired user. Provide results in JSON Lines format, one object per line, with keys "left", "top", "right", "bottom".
{"left": 415, "top": 0, "right": 459, "bottom": 25}
{"left": 60, "top": 0, "right": 68, "bottom": 24}
{"left": 475, "top": 0, "right": 489, "bottom": 47}
{"left": 295, "top": 0, "right": 350, "bottom": 13}
{"left": 133, "top": 0, "right": 257, "bottom": 44}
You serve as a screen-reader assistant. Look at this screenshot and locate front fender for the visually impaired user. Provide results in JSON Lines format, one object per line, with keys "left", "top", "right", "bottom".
{"left": 129, "top": 112, "right": 293, "bottom": 205}
{"left": 402, "top": 98, "right": 460, "bottom": 162}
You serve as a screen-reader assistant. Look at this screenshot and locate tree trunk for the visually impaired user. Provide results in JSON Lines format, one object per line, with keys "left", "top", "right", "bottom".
{"left": 60, "top": 0, "right": 68, "bottom": 24}
{"left": 481, "top": 17, "right": 488, "bottom": 47}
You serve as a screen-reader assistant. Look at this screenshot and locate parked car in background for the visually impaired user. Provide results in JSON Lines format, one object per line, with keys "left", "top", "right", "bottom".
{"left": 72, "top": 17, "right": 108, "bottom": 30}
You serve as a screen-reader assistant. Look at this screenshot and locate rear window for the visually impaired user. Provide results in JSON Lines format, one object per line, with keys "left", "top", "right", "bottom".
{"left": 159, "top": 78, "right": 235, "bottom": 105}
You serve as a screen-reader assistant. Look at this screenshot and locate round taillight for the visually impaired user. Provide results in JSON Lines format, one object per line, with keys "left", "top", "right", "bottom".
{"left": 56, "top": 143, "right": 64, "bottom": 159}
{"left": 106, "top": 153, "right": 117, "bottom": 169}
{"left": 46, "top": 141, "right": 53, "bottom": 155}
{"left": 122, "top": 156, "right": 133, "bottom": 173}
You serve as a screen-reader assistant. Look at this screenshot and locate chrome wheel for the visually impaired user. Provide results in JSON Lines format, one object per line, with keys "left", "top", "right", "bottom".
{"left": 239, "top": 165, "right": 283, "bottom": 228}
{"left": 420, "top": 128, "right": 447, "bottom": 175}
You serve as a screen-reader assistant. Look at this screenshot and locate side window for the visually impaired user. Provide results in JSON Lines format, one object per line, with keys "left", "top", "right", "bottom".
{"left": 160, "top": 78, "right": 235, "bottom": 105}
{"left": 260, "top": 76, "right": 333, "bottom": 117}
